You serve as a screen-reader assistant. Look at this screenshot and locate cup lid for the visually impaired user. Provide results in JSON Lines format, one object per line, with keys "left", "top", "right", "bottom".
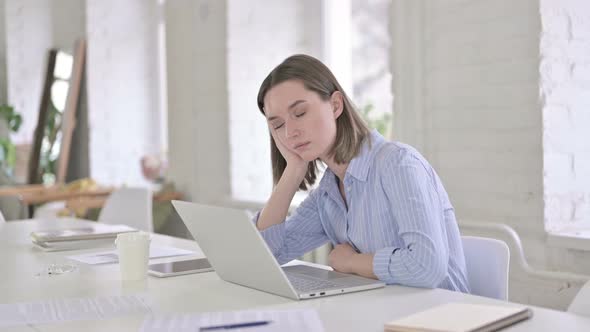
{"left": 115, "top": 231, "right": 150, "bottom": 244}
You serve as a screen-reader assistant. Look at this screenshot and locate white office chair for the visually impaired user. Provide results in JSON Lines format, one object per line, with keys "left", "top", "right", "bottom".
{"left": 34, "top": 201, "right": 67, "bottom": 219}
{"left": 98, "top": 187, "right": 153, "bottom": 232}
{"left": 568, "top": 280, "right": 590, "bottom": 317}
{"left": 462, "top": 235, "right": 510, "bottom": 300}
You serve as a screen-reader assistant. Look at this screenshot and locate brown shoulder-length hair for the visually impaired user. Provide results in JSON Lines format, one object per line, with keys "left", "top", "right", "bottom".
{"left": 257, "top": 54, "right": 370, "bottom": 191}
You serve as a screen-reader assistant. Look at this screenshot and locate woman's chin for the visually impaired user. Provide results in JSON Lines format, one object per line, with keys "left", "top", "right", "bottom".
{"left": 299, "top": 151, "right": 319, "bottom": 163}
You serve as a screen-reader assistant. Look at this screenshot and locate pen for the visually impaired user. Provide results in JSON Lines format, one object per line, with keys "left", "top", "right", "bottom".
{"left": 199, "top": 320, "right": 271, "bottom": 331}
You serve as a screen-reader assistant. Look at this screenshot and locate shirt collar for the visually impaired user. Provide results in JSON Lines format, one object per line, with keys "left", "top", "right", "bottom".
{"left": 318, "top": 129, "right": 386, "bottom": 194}
{"left": 346, "top": 129, "right": 385, "bottom": 182}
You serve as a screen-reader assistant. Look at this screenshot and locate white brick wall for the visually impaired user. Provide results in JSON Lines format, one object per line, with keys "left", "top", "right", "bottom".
{"left": 541, "top": 0, "right": 590, "bottom": 231}
{"left": 393, "top": 0, "right": 590, "bottom": 307}
{"left": 541, "top": 0, "right": 590, "bottom": 276}
{"left": 4, "top": 0, "right": 52, "bottom": 145}
{"left": 0, "top": 0, "right": 7, "bottom": 104}
{"left": 86, "top": 0, "right": 161, "bottom": 186}
{"left": 421, "top": 0, "right": 546, "bottom": 268}
{"left": 227, "top": 0, "right": 322, "bottom": 202}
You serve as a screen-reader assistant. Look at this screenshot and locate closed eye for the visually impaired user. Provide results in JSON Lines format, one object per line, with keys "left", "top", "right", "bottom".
{"left": 295, "top": 112, "right": 306, "bottom": 118}
{"left": 273, "top": 123, "right": 284, "bottom": 130}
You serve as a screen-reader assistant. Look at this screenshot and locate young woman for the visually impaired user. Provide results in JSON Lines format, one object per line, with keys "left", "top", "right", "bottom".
{"left": 253, "top": 54, "right": 469, "bottom": 292}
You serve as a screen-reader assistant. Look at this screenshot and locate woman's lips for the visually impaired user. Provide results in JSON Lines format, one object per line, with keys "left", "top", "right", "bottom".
{"left": 294, "top": 142, "right": 311, "bottom": 150}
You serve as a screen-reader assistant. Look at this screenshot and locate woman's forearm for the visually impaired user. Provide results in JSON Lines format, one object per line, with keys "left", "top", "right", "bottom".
{"left": 350, "top": 253, "right": 378, "bottom": 280}
{"left": 257, "top": 165, "right": 306, "bottom": 231}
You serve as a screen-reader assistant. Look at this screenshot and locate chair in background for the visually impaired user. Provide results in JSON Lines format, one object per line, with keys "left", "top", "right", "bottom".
{"left": 98, "top": 187, "right": 153, "bottom": 232}
{"left": 0, "top": 209, "right": 5, "bottom": 223}
{"left": 568, "top": 279, "right": 590, "bottom": 317}
{"left": 462, "top": 235, "right": 510, "bottom": 300}
{"left": 0, "top": 194, "right": 28, "bottom": 220}
{"left": 33, "top": 201, "right": 68, "bottom": 219}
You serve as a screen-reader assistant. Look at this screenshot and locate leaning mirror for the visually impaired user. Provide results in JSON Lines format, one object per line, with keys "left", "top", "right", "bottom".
{"left": 28, "top": 39, "right": 86, "bottom": 185}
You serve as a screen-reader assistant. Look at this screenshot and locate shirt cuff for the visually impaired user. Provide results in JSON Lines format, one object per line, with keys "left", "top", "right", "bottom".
{"left": 373, "top": 247, "right": 399, "bottom": 283}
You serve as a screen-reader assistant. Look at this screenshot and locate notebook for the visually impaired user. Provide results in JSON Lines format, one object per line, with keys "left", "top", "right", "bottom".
{"left": 32, "top": 238, "right": 119, "bottom": 252}
{"left": 384, "top": 302, "right": 532, "bottom": 332}
{"left": 30, "top": 224, "right": 136, "bottom": 243}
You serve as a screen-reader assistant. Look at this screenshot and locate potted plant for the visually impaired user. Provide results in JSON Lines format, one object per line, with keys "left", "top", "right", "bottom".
{"left": 0, "top": 104, "right": 23, "bottom": 176}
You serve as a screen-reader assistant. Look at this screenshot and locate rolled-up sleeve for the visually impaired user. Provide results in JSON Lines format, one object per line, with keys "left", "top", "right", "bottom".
{"left": 252, "top": 189, "right": 330, "bottom": 264}
{"left": 374, "top": 150, "right": 449, "bottom": 288}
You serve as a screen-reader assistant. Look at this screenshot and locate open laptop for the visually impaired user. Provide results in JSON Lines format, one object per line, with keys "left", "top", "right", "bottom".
{"left": 172, "top": 200, "right": 385, "bottom": 300}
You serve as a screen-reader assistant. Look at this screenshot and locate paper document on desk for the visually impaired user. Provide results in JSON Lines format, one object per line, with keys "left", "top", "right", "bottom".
{"left": 140, "top": 308, "right": 324, "bottom": 332}
{"left": 0, "top": 295, "right": 153, "bottom": 327}
{"left": 67, "top": 245, "right": 196, "bottom": 264}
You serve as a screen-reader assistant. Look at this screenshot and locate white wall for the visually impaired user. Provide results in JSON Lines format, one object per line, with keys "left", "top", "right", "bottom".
{"left": 541, "top": 0, "right": 590, "bottom": 231}
{"left": 392, "top": 0, "right": 590, "bottom": 308}
{"left": 424, "top": 0, "right": 545, "bottom": 266}
{"left": 540, "top": 0, "right": 590, "bottom": 274}
{"left": 165, "top": 0, "right": 230, "bottom": 203}
{"left": 0, "top": 0, "right": 7, "bottom": 104}
{"left": 4, "top": 0, "right": 53, "bottom": 145}
{"left": 51, "top": 0, "right": 85, "bottom": 51}
{"left": 393, "top": 0, "right": 545, "bottom": 262}
{"left": 85, "top": 0, "right": 161, "bottom": 186}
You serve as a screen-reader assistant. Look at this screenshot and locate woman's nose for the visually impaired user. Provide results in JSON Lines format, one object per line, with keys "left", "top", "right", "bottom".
{"left": 285, "top": 120, "right": 300, "bottom": 139}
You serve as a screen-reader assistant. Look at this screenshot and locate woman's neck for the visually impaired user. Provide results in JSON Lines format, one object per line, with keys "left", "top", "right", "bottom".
{"left": 323, "top": 158, "right": 349, "bottom": 184}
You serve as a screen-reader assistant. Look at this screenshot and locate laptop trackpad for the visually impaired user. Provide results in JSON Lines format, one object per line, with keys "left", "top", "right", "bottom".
{"left": 283, "top": 264, "right": 348, "bottom": 280}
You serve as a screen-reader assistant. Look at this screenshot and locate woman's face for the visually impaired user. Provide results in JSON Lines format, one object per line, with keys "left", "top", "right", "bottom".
{"left": 264, "top": 80, "right": 343, "bottom": 162}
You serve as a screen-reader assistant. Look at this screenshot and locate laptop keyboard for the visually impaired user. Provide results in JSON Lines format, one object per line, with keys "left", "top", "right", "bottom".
{"left": 286, "top": 273, "right": 340, "bottom": 292}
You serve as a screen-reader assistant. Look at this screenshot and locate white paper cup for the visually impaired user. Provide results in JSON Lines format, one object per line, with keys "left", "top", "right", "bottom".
{"left": 115, "top": 231, "right": 151, "bottom": 281}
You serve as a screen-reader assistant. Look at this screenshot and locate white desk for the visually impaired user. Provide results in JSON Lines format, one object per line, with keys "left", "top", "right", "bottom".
{"left": 1, "top": 218, "right": 589, "bottom": 331}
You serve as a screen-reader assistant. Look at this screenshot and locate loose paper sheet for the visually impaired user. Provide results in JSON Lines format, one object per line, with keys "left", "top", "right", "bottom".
{"left": 140, "top": 308, "right": 325, "bottom": 332}
{"left": 0, "top": 295, "right": 152, "bottom": 327}
{"left": 67, "top": 245, "right": 196, "bottom": 265}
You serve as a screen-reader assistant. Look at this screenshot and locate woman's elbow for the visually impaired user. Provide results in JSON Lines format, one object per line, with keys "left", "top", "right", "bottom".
{"left": 416, "top": 256, "right": 447, "bottom": 288}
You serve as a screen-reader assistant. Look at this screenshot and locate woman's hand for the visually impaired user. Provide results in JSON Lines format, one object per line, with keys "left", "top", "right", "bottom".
{"left": 257, "top": 132, "right": 309, "bottom": 231}
{"left": 271, "top": 131, "right": 308, "bottom": 179}
{"left": 328, "top": 243, "right": 357, "bottom": 274}
{"left": 329, "top": 244, "right": 378, "bottom": 279}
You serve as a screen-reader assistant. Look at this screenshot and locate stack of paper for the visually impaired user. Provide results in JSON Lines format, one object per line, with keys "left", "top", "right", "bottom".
{"left": 31, "top": 224, "right": 137, "bottom": 251}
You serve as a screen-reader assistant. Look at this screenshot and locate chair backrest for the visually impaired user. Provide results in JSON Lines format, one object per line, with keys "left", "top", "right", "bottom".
{"left": 33, "top": 201, "right": 67, "bottom": 219}
{"left": 0, "top": 209, "right": 5, "bottom": 223}
{"left": 462, "top": 235, "right": 510, "bottom": 300}
{"left": 98, "top": 187, "right": 153, "bottom": 232}
{"left": 568, "top": 280, "right": 590, "bottom": 317}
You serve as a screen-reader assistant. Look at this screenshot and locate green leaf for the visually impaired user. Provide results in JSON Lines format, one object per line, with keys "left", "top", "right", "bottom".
{"left": 0, "top": 138, "right": 16, "bottom": 168}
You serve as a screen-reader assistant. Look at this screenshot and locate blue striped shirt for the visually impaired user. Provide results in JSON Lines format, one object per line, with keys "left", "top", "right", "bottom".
{"left": 256, "top": 130, "right": 470, "bottom": 292}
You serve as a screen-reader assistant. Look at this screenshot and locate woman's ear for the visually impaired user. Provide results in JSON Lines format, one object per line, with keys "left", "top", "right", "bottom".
{"left": 331, "top": 91, "right": 344, "bottom": 119}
